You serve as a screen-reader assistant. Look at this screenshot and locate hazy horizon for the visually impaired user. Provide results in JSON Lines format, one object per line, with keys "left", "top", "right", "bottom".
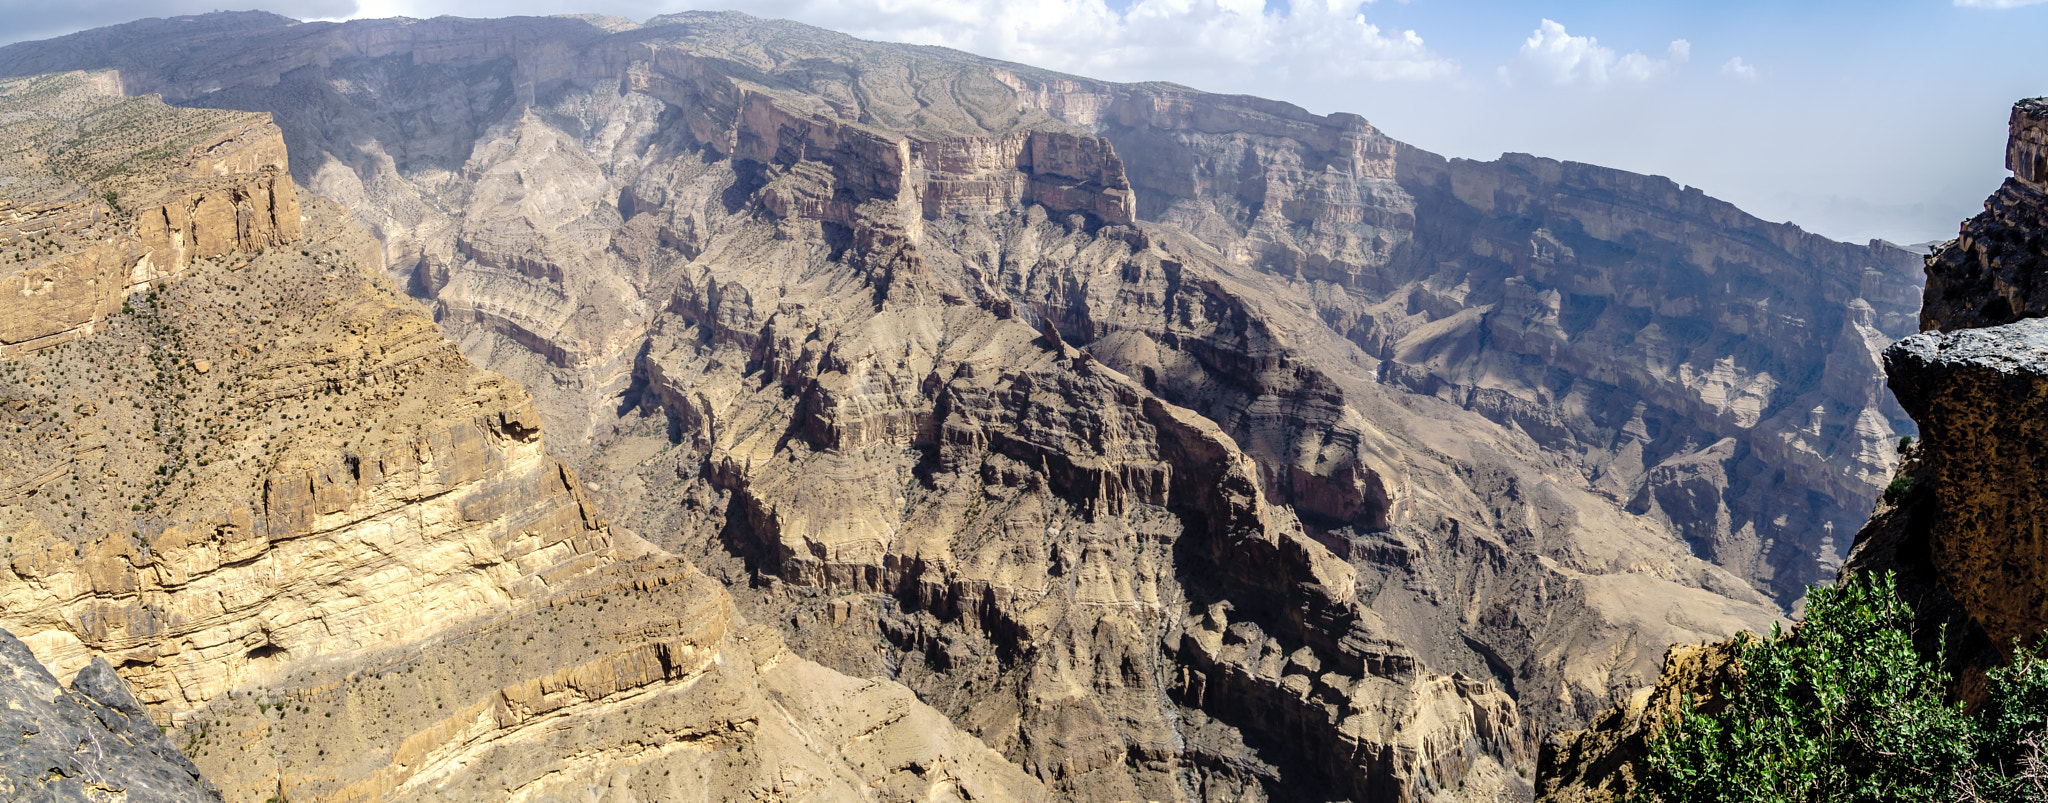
{"left": 3, "top": 0, "right": 2042, "bottom": 247}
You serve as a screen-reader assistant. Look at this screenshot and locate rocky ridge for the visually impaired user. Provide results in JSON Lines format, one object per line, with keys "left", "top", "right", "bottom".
{"left": 0, "top": 70, "right": 300, "bottom": 356}
{"left": 0, "top": 18, "right": 1921, "bottom": 606}
{"left": 0, "top": 12, "right": 1886, "bottom": 800}
{"left": 0, "top": 70, "right": 1040, "bottom": 803}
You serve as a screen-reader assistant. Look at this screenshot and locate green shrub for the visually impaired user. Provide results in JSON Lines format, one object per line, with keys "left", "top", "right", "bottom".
{"left": 1636, "top": 572, "right": 2048, "bottom": 802}
{"left": 1883, "top": 475, "right": 1916, "bottom": 505}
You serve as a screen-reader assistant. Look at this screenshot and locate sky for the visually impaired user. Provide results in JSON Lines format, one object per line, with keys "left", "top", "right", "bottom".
{"left": 2, "top": 1, "right": 2045, "bottom": 245}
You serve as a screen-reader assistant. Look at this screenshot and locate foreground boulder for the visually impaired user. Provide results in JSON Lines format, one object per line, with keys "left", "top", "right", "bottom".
{"left": 0, "top": 628, "right": 220, "bottom": 802}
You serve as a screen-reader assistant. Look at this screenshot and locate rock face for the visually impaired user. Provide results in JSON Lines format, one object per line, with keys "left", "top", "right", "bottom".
{"left": 1863, "top": 320, "right": 2048, "bottom": 649}
{"left": 0, "top": 629, "right": 221, "bottom": 802}
{"left": 0, "top": 71, "right": 300, "bottom": 356}
{"left": 1922, "top": 99, "right": 2048, "bottom": 332}
{"left": 0, "top": 12, "right": 1919, "bottom": 800}
{"left": 1531, "top": 639, "right": 1741, "bottom": 803}
{"left": 0, "top": 72, "right": 1039, "bottom": 803}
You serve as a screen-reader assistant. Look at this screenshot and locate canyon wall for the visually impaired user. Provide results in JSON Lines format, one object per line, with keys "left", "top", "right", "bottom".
{"left": 0, "top": 70, "right": 1039, "bottom": 803}
{"left": 0, "top": 73, "right": 301, "bottom": 355}
{"left": 0, "top": 12, "right": 1923, "bottom": 800}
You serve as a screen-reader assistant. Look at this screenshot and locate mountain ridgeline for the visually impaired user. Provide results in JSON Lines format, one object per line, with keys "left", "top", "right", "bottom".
{"left": 0, "top": 10, "right": 1926, "bottom": 803}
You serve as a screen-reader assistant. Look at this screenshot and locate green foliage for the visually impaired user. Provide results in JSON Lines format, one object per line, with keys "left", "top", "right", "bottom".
{"left": 1965, "top": 645, "right": 2048, "bottom": 802}
{"left": 1636, "top": 573, "right": 2048, "bottom": 802}
{"left": 1899, "top": 435, "right": 1915, "bottom": 454}
{"left": 1883, "top": 475, "right": 1915, "bottom": 505}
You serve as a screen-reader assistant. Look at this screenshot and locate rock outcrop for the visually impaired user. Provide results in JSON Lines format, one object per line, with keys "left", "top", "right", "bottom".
{"left": 0, "top": 12, "right": 1918, "bottom": 800}
{"left": 0, "top": 71, "right": 1039, "bottom": 803}
{"left": 0, "top": 71, "right": 300, "bottom": 356}
{"left": 1922, "top": 99, "right": 2048, "bottom": 331}
{"left": 0, "top": 629, "right": 221, "bottom": 802}
{"left": 1869, "top": 319, "right": 2048, "bottom": 652}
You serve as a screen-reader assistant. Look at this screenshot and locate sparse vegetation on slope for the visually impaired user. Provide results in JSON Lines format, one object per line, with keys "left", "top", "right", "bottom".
{"left": 1638, "top": 572, "right": 2048, "bottom": 803}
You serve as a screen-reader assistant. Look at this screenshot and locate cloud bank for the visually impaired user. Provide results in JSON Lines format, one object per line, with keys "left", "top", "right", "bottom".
{"left": 1507, "top": 19, "right": 1689, "bottom": 86}
{"left": 740, "top": 0, "right": 1458, "bottom": 85}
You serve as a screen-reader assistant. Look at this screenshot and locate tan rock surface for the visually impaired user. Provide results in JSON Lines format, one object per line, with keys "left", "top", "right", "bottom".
{"left": 0, "top": 11, "right": 1932, "bottom": 800}
{"left": 0, "top": 71, "right": 300, "bottom": 356}
{"left": 0, "top": 75, "right": 1038, "bottom": 803}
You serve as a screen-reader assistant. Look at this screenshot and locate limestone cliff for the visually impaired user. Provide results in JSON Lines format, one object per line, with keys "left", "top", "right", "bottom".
{"left": 0, "top": 72, "right": 1040, "bottom": 803}
{"left": 0, "top": 71, "right": 300, "bottom": 356}
{"left": 0, "top": 12, "right": 1920, "bottom": 801}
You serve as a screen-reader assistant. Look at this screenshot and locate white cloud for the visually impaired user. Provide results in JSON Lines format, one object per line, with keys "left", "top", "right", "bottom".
{"left": 1721, "top": 56, "right": 1758, "bottom": 81}
{"left": 1954, "top": 0, "right": 2048, "bottom": 7}
{"left": 1508, "top": 19, "right": 1688, "bottom": 86}
{"left": 729, "top": 0, "right": 1459, "bottom": 85}
{"left": 290, "top": 0, "right": 1454, "bottom": 91}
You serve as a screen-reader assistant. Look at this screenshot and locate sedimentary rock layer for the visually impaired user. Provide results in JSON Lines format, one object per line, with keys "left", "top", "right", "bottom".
{"left": 0, "top": 12, "right": 1912, "bottom": 800}
{"left": 0, "top": 73, "right": 1038, "bottom": 802}
{"left": 0, "top": 72, "right": 301, "bottom": 355}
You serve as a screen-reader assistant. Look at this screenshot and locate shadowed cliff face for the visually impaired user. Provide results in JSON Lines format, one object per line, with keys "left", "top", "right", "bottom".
{"left": 0, "top": 11, "right": 1917, "bottom": 801}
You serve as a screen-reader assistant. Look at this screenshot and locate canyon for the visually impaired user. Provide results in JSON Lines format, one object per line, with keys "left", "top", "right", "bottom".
{"left": 0, "top": 10, "right": 1934, "bottom": 802}
{"left": 0, "top": 70, "right": 1037, "bottom": 803}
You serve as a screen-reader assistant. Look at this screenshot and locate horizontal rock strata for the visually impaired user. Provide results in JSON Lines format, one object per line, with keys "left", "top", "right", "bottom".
{"left": 0, "top": 72, "right": 300, "bottom": 356}
{"left": 0, "top": 11, "right": 1911, "bottom": 800}
{"left": 0, "top": 74, "right": 1037, "bottom": 802}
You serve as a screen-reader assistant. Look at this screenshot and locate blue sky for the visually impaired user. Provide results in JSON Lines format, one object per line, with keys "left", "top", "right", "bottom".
{"left": 3, "top": 0, "right": 2044, "bottom": 244}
